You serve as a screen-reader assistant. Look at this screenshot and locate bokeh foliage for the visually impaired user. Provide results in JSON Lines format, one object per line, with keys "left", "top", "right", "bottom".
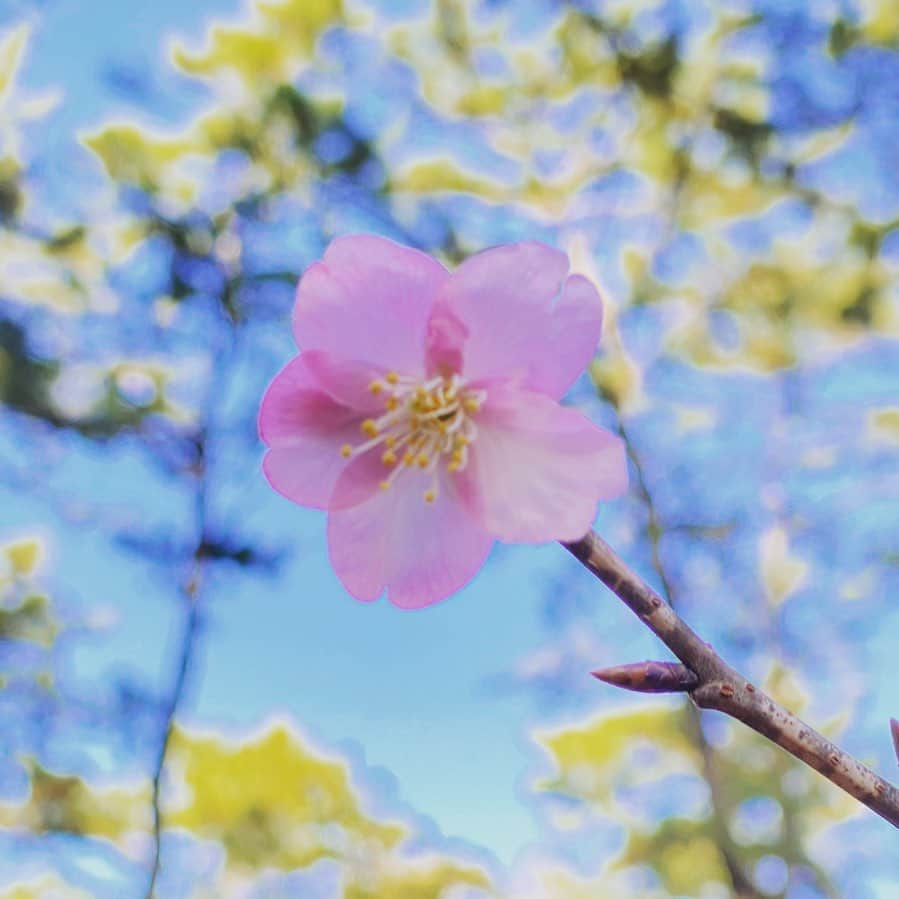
{"left": 1, "top": 0, "right": 897, "bottom": 896}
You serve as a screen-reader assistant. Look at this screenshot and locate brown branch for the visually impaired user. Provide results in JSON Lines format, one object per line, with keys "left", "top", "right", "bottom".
{"left": 563, "top": 529, "right": 899, "bottom": 829}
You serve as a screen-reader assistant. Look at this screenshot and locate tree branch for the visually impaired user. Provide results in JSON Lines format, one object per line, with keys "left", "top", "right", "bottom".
{"left": 563, "top": 529, "right": 899, "bottom": 829}
{"left": 145, "top": 575, "right": 203, "bottom": 899}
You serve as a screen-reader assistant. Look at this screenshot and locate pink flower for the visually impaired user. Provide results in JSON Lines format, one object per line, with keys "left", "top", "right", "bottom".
{"left": 259, "top": 235, "right": 628, "bottom": 609}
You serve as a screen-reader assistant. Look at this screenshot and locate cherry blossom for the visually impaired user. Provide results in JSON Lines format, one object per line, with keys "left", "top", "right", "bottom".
{"left": 259, "top": 235, "right": 627, "bottom": 608}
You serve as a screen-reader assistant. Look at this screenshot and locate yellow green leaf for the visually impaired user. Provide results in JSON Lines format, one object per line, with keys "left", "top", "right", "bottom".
{"left": 5, "top": 537, "right": 41, "bottom": 575}
{"left": 82, "top": 125, "right": 190, "bottom": 185}
{"left": 0, "top": 24, "right": 29, "bottom": 99}
{"left": 390, "top": 159, "right": 503, "bottom": 199}
{"left": 166, "top": 725, "right": 405, "bottom": 870}
{"left": 759, "top": 526, "right": 809, "bottom": 607}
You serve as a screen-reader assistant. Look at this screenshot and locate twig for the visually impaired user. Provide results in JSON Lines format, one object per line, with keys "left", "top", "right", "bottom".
{"left": 144, "top": 321, "right": 236, "bottom": 896}
{"left": 563, "top": 529, "right": 899, "bottom": 829}
{"left": 145, "top": 579, "right": 203, "bottom": 899}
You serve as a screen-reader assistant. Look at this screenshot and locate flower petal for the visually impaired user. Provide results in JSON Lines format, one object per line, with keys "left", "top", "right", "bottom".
{"left": 528, "top": 274, "right": 604, "bottom": 399}
{"left": 438, "top": 241, "right": 569, "bottom": 384}
{"left": 258, "top": 356, "right": 363, "bottom": 509}
{"left": 424, "top": 297, "right": 468, "bottom": 377}
{"left": 456, "top": 386, "right": 628, "bottom": 542}
{"left": 293, "top": 234, "right": 449, "bottom": 374}
{"left": 301, "top": 349, "right": 385, "bottom": 414}
{"left": 327, "top": 447, "right": 389, "bottom": 512}
{"left": 327, "top": 466, "right": 494, "bottom": 608}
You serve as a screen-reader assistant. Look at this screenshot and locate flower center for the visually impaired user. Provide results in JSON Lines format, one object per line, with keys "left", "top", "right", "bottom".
{"left": 340, "top": 372, "right": 486, "bottom": 503}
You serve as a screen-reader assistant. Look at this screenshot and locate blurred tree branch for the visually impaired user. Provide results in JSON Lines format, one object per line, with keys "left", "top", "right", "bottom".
{"left": 612, "top": 419, "right": 769, "bottom": 898}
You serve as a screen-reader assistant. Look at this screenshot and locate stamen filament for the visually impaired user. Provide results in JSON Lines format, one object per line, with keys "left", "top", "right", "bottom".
{"left": 339, "top": 371, "right": 485, "bottom": 501}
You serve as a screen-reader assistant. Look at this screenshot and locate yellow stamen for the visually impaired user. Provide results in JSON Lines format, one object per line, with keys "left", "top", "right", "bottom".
{"left": 338, "top": 375, "right": 481, "bottom": 490}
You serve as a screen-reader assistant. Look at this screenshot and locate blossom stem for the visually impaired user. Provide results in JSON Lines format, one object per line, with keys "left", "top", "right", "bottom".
{"left": 562, "top": 529, "right": 899, "bottom": 829}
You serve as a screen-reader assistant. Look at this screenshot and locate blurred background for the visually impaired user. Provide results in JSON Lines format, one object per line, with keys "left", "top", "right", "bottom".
{"left": 0, "top": 0, "right": 898, "bottom": 896}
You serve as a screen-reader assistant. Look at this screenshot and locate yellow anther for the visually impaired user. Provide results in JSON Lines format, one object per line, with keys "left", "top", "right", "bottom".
{"left": 340, "top": 375, "right": 481, "bottom": 489}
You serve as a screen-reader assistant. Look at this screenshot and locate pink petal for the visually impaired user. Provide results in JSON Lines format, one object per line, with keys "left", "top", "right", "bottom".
{"left": 437, "top": 241, "right": 569, "bottom": 385}
{"left": 456, "top": 386, "right": 628, "bottom": 543}
{"left": 293, "top": 235, "right": 449, "bottom": 375}
{"left": 424, "top": 298, "right": 468, "bottom": 377}
{"left": 258, "top": 356, "right": 363, "bottom": 509}
{"left": 529, "top": 274, "right": 604, "bottom": 399}
{"left": 262, "top": 444, "right": 350, "bottom": 511}
{"left": 327, "top": 467, "right": 494, "bottom": 608}
{"left": 327, "top": 448, "right": 389, "bottom": 511}
{"left": 302, "top": 349, "right": 385, "bottom": 414}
